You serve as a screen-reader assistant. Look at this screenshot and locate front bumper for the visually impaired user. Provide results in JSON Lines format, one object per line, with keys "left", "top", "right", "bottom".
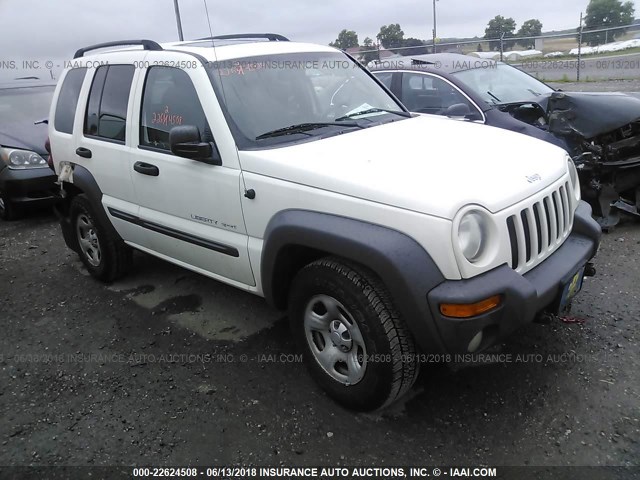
{"left": 427, "top": 201, "right": 601, "bottom": 354}
{"left": 0, "top": 166, "right": 58, "bottom": 206}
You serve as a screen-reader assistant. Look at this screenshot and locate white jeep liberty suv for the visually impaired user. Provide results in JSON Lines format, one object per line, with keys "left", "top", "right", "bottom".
{"left": 49, "top": 35, "right": 601, "bottom": 411}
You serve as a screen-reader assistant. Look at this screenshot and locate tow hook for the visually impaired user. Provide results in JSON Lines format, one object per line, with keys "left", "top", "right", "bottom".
{"left": 584, "top": 263, "right": 596, "bottom": 277}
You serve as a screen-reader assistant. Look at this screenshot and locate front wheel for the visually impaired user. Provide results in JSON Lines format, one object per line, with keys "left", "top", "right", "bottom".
{"left": 0, "top": 193, "right": 19, "bottom": 221}
{"left": 288, "top": 257, "right": 419, "bottom": 411}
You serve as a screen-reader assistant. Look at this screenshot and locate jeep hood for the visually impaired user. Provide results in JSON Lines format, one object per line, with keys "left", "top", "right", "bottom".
{"left": 239, "top": 115, "right": 568, "bottom": 220}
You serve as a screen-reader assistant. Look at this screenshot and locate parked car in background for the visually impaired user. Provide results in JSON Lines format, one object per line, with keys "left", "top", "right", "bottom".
{"left": 0, "top": 82, "right": 57, "bottom": 220}
{"left": 371, "top": 54, "right": 640, "bottom": 228}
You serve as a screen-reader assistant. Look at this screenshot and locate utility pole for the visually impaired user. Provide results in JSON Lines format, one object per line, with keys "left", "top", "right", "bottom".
{"left": 432, "top": 0, "right": 438, "bottom": 53}
{"left": 173, "top": 0, "right": 184, "bottom": 41}
{"left": 577, "top": 12, "right": 583, "bottom": 82}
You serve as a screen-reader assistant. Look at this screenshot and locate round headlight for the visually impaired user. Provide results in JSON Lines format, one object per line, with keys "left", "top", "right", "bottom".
{"left": 567, "top": 159, "right": 580, "bottom": 202}
{"left": 458, "top": 211, "right": 486, "bottom": 262}
{"left": 9, "top": 150, "right": 26, "bottom": 166}
{"left": 7, "top": 149, "right": 47, "bottom": 169}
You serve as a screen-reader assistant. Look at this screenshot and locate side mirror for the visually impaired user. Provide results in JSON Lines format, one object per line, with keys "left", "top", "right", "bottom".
{"left": 169, "top": 125, "right": 221, "bottom": 165}
{"left": 465, "top": 111, "right": 484, "bottom": 122}
{"left": 445, "top": 103, "right": 472, "bottom": 117}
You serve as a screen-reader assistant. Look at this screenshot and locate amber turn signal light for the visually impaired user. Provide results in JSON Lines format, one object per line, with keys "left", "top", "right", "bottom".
{"left": 440, "top": 295, "right": 502, "bottom": 319}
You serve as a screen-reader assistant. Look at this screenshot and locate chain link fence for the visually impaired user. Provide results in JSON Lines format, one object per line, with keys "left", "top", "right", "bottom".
{"left": 358, "top": 22, "right": 640, "bottom": 82}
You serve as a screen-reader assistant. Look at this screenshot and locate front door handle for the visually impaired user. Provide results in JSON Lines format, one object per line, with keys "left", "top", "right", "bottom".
{"left": 133, "top": 161, "right": 159, "bottom": 177}
{"left": 75, "top": 147, "right": 92, "bottom": 159}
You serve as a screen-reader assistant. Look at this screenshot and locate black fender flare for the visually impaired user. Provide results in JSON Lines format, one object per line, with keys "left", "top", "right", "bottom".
{"left": 572, "top": 200, "right": 602, "bottom": 251}
{"left": 261, "top": 209, "right": 448, "bottom": 353}
{"left": 58, "top": 163, "right": 123, "bottom": 246}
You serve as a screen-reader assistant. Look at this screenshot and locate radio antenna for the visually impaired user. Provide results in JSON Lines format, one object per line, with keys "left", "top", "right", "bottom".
{"left": 203, "top": 0, "right": 215, "bottom": 47}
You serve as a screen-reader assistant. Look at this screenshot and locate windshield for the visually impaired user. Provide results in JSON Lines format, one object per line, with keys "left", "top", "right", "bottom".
{"left": 0, "top": 86, "right": 54, "bottom": 124}
{"left": 452, "top": 64, "right": 553, "bottom": 105}
{"left": 208, "top": 52, "right": 407, "bottom": 148}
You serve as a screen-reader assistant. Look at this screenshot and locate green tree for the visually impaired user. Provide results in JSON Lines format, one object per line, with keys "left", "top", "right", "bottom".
{"left": 516, "top": 19, "right": 543, "bottom": 48}
{"left": 484, "top": 15, "right": 517, "bottom": 51}
{"left": 581, "top": 0, "right": 635, "bottom": 46}
{"left": 398, "top": 38, "right": 428, "bottom": 56}
{"left": 360, "top": 37, "right": 379, "bottom": 64}
{"left": 330, "top": 29, "right": 359, "bottom": 50}
{"left": 377, "top": 24, "right": 405, "bottom": 50}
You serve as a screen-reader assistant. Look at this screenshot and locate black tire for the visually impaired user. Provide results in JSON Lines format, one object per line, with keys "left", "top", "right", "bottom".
{"left": 288, "top": 257, "right": 419, "bottom": 411}
{"left": 0, "top": 193, "right": 19, "bottom": 221}
{"left": 69, "top": 194, "right": 132, "bottom": 282}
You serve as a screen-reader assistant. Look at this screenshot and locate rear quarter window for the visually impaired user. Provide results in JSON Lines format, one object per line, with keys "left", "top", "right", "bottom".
{"left": 54, "top": 68, "right": 87, "bottom": 134}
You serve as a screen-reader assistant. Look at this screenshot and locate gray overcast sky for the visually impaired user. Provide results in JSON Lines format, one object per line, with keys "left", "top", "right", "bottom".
{"left": 1, "top": 0, "right": 639, "bottom": 59}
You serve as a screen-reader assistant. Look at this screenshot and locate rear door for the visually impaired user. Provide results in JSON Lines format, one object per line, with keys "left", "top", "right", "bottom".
{"left": 73, "top": 58, "right": 147, "bottom": 246}
{"left": 127, "top": 54, "right": 254, "bottom": 287}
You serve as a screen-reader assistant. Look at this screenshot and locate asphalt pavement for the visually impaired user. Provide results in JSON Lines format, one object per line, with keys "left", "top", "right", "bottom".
{"left": 0, "top": 208, "right": 638, "bottom": 469}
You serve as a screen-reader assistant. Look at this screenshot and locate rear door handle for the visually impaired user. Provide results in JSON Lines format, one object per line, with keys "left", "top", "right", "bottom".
{"left": 134, "top": 161, "right": 159, "bottom": 177}
{"left": 75, "top": 147, "right": 92, "bottom": 159}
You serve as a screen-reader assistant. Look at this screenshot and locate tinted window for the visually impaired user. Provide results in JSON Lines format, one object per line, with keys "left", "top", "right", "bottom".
{"left": 401, "top": 72, "right": 476, "bottom": 116}
{"left": 374, "top": 72, "right": 393, "bottom": 89}
{"left": 84, "top": 65, "right": 134, "bottom": 142}
{"left": 140, "top": 67, "right": 209, "bottom": 151}
{"left": 84, "top": 67, "right": 108, "bottom": 136}
{"left": 54, "top": 68, "right": 86, "bottom": 134}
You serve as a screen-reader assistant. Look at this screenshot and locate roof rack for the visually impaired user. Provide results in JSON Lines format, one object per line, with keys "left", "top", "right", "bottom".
{"left": 74, "top": 40, "right": 163, "bottom": 59}
{"left": 196, "top": 33, "right": 289, "bottom": 42}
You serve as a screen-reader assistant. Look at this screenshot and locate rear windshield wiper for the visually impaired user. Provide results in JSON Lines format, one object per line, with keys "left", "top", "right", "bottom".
{"left": 255, "top": 122, "right": 363, "bottom": 140}
{"left": 335, "top": 108, "right": 411, "bottom": 122}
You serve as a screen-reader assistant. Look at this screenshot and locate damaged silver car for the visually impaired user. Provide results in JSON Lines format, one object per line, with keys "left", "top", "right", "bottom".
{"left": 371, "top": 54, "right": 640, "bottom": 228}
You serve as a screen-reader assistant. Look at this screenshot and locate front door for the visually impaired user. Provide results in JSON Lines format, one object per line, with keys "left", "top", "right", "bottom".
{"left": 128, "top": 60, "right": 254, "bottom": 287}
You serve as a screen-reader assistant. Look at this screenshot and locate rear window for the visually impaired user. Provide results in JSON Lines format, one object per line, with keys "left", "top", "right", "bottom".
{"left": 54, "top": 68, "right": 87, "bottom": 134}
{"left": 84, "top": 65, "right": 135, "bottom": 142}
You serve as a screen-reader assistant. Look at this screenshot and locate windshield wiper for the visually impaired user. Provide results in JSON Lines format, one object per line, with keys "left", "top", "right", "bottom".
{"left": 487, "top": 91, "right": 501, "bottom": 103}
{"left": 335, "top": 108, "right": 411, "bottom": 122}
{"left": 255, "top": 122, "right": 363, "bottom": 140}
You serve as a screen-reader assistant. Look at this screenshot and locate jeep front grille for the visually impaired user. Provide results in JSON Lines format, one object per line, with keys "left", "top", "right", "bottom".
{"left": 506, "top": 181, "right": 573, "bottom": 273}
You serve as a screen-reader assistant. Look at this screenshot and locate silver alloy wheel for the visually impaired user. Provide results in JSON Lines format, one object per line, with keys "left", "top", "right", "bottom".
{"left": 76, "top": 213, "right": 101, "bottom": 267}
{"left": 303, "top": 294, "right": 367, "bottom": 386}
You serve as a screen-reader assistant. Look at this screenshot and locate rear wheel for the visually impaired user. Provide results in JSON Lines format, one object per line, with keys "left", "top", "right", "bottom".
{"left": 70, "top": 195, "right": 131, "bottom": 282}
{"left": 289, "top": 257, "right": 419, "bottom": 411}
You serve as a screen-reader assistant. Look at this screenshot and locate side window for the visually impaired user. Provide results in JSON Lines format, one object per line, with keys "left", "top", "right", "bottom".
{"left": 401, "top": 72, "right": 477, "bottom": 117}
{"left": 54, "top": 68, "right": 87, "bottom": 134}
{"left": 84, "top": 65, "right": 135, "bottom": 142}
{"left": 374, "top": 72, "right": 393, "bottom": 89}
{"left": 139, "top": 67, "right": 209, "bottom": 152}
